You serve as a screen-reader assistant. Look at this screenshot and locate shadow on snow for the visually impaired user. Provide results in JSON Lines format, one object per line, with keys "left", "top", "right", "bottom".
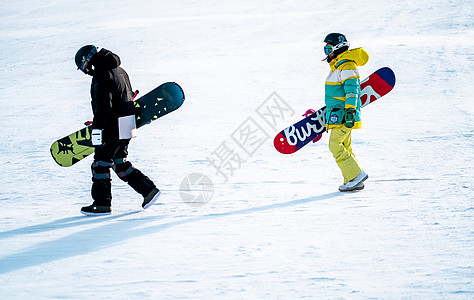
{"left": 0, "top": 192, "right": 339, "bottom": 274}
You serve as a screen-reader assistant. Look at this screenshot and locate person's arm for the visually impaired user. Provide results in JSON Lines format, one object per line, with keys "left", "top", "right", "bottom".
{"left": 341, "top": 64, "right": 360, "bottom": 109}
{"left": 340, "top": 63, "right": 360, "bottom": 128}
{"left": 91, "top": 75, "right": 113, "bottom": 131}
{"left": 90, "top": 74, "right": 113, "bottom": 145}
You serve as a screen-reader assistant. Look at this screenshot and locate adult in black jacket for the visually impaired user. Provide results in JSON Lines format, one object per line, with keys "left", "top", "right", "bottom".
{"left": 75, "top": 45, "right": 160, "bottom": 215}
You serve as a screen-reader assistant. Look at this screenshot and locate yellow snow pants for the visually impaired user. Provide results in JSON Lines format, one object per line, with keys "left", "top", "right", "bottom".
{"left": 328, "top": 126, "right": 362, "bottom": 184}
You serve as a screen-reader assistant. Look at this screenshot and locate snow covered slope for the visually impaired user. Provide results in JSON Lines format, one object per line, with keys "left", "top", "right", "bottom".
{"left": 0, "top": 0, "right": 472, "bottom": 298}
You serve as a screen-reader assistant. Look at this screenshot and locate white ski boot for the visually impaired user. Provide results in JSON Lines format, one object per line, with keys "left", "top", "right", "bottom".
{"left": 339, "top": 170, "right": 368, "bottom": 192}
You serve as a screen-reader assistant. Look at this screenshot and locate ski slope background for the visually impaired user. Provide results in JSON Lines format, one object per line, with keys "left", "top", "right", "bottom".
{"left": 0, "top": 0, "right": 473, "bottom": 298}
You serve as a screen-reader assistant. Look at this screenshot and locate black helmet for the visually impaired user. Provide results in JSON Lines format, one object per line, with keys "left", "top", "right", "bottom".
{"left": 75, "top": 45, "right": 98, "bottom": 73}
{"left": 324, "top": 33, "right": 348, "bottom": 46}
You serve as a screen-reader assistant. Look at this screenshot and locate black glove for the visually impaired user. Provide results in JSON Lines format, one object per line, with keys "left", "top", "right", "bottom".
{"left": 344, "top": 108, "right": 356, "bottom": 128}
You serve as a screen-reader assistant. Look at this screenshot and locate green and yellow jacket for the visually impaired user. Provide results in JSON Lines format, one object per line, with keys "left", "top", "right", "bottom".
{"left": 324, "top": 47, "right": 369, "bottom": 130}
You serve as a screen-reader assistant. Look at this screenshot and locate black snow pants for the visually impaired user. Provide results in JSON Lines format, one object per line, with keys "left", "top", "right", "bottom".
{"left": 91, "top": 139, "right": 156, "bottom": 206}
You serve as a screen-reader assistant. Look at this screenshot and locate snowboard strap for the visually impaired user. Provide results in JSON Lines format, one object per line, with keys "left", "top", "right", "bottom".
{"left": 132, "top": 90, "right": 139, "bottom": 100}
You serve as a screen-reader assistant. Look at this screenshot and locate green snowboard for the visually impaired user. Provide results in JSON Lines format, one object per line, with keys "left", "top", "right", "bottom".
{"left": 50, "top": 82, "right": 185, "bottom": 167}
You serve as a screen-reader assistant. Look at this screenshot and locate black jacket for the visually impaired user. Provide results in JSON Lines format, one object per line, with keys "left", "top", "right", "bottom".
{"left": 90, "top": 48, "right": 135, "bottom": 139}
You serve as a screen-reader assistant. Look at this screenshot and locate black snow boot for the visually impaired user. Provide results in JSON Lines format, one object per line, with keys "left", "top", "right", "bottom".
{"left": 142, "top": 188, "right": 161, "bottom": 209}
{"left": 81, "top": 204, "right": 111, "bottom": 216}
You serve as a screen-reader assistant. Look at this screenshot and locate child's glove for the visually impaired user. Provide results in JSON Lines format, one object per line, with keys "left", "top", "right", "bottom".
{"left": 344, "top": 108, "right": 356, "bottom": 128}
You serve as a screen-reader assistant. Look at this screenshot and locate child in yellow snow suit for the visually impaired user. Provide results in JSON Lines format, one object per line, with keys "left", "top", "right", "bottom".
{"left": 323, "top": 33, "right": 369, "bottom": 191}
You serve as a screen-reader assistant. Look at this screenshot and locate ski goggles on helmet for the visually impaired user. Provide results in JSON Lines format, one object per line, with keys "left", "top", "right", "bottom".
{"left": 323, "top": 41, "right": 349, "bottom": 55}
{"left": 79, "top": 46, "right": 98, "bottom": 73}
{"left": 324, "top": 45, "right": 334, "bottom": 55}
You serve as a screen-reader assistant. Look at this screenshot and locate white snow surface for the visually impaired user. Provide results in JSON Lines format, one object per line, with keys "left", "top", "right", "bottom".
{"left": 0, "top": 0, "right": 473, "bottom": 299}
